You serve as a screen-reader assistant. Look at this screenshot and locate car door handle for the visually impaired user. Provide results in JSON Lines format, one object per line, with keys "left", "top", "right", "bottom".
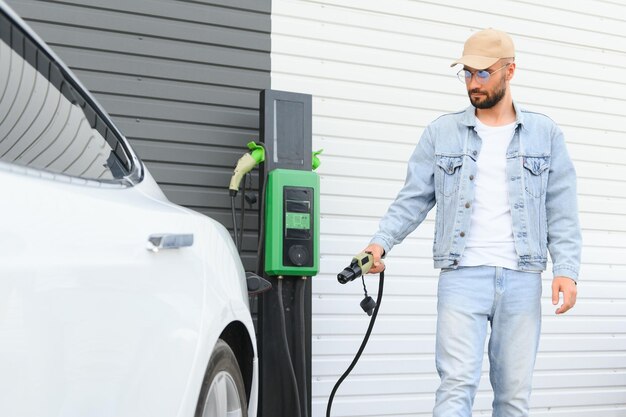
{"left": 147, "top": 234, "right": 194, "bottom": 252}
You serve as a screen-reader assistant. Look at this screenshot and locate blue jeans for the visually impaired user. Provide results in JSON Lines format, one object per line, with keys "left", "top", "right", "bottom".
{"left": 433, "top": 266, "right": 542, "bottom": 417}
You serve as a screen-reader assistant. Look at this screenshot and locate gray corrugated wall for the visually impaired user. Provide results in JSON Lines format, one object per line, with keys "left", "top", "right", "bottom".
{"left": 7, "top": 0, "right": 271, "bottom": 270}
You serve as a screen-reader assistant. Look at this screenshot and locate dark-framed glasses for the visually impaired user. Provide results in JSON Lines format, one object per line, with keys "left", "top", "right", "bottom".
{"left": 457, "top": 63, "right": 510, "bottom": 84}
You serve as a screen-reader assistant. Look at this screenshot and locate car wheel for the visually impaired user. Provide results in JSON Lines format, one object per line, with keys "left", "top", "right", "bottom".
{"left": 196, "top": 339, "right": 248, "bottom": 417}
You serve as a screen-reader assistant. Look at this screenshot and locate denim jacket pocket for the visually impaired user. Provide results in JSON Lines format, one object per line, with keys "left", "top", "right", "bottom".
{"left": 522, "top": 156, "right": 550, "bottom": 197}
{"left": 436, "top": 155, "right": 464, "bottom": 197}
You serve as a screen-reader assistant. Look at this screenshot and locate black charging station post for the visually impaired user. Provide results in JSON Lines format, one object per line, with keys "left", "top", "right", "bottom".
{"left": 257, "top": 90, "right": 314, "bottom": 417}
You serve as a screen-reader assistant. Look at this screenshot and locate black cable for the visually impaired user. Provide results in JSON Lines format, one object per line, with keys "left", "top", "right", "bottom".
{"left": 238, "top": 173, "right": 248, "bottom": 250}
{"left": 230, "top": 194, "right": 239, "bottom": 251}
{"left": 326, "top": 270, "right": 385, "bottom": 417}
{"left": 361, "top": 274, "right": 368, "bottom": 297}
{"left": 277, "top": 278, "right": 302, "bottom": 417}
{"left": 252, "top": 142, "right": 267, "bottom": 276}
{"left": 255, "top": 173, "right": 268, "bottom": 275}
{"left": 298, "top": 277, "right": 309, "bottom": 417}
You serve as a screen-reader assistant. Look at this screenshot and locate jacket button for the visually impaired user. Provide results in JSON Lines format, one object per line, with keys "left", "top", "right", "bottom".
{"left": 472, "top": 150, "right": 477, "bottom": 156}
{"left": 460, "top": 232, "right": 465, "bottom": 237}
{"left": 465, "top": 202, "right": 471, "bottom": 208}
{"left": 469, "top": 175, "right": 474, "bottom": 180}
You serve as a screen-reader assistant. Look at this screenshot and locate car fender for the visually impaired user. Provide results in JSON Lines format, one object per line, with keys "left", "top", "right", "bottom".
{"left": 174, "top": 209, "right": 258, "bottom": 417}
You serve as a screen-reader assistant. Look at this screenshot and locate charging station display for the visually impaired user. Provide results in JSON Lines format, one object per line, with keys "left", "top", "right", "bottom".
{"left": 284, "top": 188, "right": 314, "bottom": 267}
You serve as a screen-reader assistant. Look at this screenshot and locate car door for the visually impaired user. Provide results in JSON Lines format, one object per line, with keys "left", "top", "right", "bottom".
{"left": 0, "top": 7, "right": 208, "bottom": 417}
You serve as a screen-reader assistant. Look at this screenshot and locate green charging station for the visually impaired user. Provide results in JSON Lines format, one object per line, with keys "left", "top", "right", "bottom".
{"left": 257, "top": 89, "right": 316, "bottom": 417}
{"left": 265, "top": 169, "right": 319, "bottom": 276}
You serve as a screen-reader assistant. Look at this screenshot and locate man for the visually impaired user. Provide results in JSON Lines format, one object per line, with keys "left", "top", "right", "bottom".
{"left": 363, "top": 29, "right": 581, "bottom": 417}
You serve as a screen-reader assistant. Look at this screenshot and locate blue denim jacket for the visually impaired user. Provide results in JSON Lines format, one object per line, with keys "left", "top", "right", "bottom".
{"left": 371, "top": 102, "right": 582, "bottom": 280}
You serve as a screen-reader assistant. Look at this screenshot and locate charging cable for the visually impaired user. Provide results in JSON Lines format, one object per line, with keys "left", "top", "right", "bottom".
{"left": 327, "top": 253, "right": 385, "bottom": 417}
{"left": 277, "top": 277, "right": 303, "bottom": 417}
{"left": 229, "top": 142, "right": 265, "bottom": 251}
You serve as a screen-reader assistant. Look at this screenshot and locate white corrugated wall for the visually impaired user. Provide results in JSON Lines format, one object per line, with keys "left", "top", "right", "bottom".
{"left": 271, "top": 1, "right": 626, "bottom": 416}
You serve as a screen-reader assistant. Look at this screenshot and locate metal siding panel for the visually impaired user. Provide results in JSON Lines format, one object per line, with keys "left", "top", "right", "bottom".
{"left": 11, "top": 1, "right": 271, "bottom": 52}
{"left": 20, "top": 23, "right": 269, "bottom": 69}
{"left": 190, "top": 0, "right": 271, "bottom": 14}
{"left": 17, "top": 0, "right": 270, "bottom": 32}
{"left": 73, "top": 71, "right": 261, "bottom": 109}
{"left": 51, "top": 47, "right": 269, "bottom": 89}
{"left": 271, "top": 1, "right": 626, "bottom": 416}
{"left": 7, "top": 0, "right": 270, "bottom": 271}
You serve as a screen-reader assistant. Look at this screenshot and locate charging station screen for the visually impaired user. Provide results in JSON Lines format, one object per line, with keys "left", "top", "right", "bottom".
{"left": 286, "top": 212, "right": 310, "bottom": 230}
{"left": 284, "top": 196, "right": 312, "bottom": 240}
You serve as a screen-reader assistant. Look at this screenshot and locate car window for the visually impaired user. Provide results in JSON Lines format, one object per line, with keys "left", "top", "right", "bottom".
{"left": 0, "top": 12, "right": 137, "bottom": 183}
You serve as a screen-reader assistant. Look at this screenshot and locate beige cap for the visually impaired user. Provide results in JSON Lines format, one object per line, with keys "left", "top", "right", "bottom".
{"left": 450, "top": 28, "right": 515, "bottom": 69}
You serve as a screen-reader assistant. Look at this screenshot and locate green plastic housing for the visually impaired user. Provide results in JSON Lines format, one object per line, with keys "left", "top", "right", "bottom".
{"left": 264, "top": 169, "right": 320, "bottom": 276}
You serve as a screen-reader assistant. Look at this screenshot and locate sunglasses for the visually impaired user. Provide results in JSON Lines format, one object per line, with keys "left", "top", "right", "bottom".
{"left": 457, "top": 63, "right": 510, "bottom": 84}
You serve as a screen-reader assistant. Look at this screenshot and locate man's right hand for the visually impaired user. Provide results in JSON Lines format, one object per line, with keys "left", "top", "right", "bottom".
{"left": 362, "top": 243, "right": 385, "bottom": 274}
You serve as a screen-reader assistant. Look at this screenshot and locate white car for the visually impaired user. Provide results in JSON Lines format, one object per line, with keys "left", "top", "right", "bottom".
{"left": 0, "top": 2, "right": 257, "bottom": 416}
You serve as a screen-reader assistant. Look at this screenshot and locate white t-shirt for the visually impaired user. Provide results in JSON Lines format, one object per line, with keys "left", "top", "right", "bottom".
{"left": 459, "top": 118, "right": 519, "bottom": 270}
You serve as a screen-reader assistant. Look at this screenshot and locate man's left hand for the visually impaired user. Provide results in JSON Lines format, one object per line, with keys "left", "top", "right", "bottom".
{"left": 552, "top": 276, "right": 577, "bottom": 315}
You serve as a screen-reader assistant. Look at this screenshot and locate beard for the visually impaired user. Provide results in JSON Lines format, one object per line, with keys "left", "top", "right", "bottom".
{"left": 468, "top": 77, "right": 507, "bottom": 109}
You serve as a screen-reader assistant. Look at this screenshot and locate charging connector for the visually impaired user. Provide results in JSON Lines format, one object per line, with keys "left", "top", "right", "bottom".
{"left": 229, "top": 141, "right": 265, "bottom": 196}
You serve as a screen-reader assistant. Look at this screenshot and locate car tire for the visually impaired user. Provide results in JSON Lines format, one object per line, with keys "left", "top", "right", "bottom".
{"left": 196, "top": 339, "right": 248, "bottom": 417}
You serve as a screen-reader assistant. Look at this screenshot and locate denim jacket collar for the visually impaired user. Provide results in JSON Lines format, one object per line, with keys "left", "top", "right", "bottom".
{"left": 460, "top": 101, "right": 525, "bottom": 129}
